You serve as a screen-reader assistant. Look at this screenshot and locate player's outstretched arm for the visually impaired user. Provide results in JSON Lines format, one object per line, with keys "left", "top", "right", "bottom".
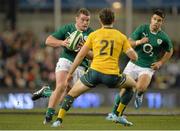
{"left": 65, "top": 45, "right": 90, "bottom": 87}
{"left": 69, "top": 45, "right": 90, "bottom": 75}
{"left": 86, "top": 50, "right": 93, "bottom": 60}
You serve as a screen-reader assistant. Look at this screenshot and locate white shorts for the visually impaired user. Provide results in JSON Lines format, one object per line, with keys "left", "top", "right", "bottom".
{"left": 55, "top": 58, "right": 86, "bottom": 87}
{"left": 123, "top": 61, "right": 155, "bottom": 80}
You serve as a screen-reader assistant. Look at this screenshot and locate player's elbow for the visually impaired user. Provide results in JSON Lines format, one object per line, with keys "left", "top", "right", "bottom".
{"left": 126, "top": 49, "right": 138, "bottom": 62}
{"left": 131, "top": 53, "right": 138, "bottom": 62}
{"left": 45, "top": 36, "right": 50, "bottom": 46}
{"left": 45, "top": 35, "right": 53, "bottom": 46}
{"left": 169, "top": 48, "right": 173, "bottom": 56}
{"left": 86, "top": 51, "right": 93, "bottom": 60}
{"left": 165, "top": 48, "right": 173, "bottom": 59}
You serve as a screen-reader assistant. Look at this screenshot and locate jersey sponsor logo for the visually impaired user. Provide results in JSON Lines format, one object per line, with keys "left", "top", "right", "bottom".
{"left": 157, "top": 39, "right": 163, "bottom": 45}
{"left": 143, "top": 43, "right": 153, "bottom": 56}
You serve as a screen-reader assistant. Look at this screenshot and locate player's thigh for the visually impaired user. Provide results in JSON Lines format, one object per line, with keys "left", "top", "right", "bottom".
{"left": 120, "top": 74, "right": 136, "bottom": 89}
{"left": 55, "top": 70, "right": 68, "bottom": 87}
{"left": 119, "top": 88, "right": 126, "bottom": 96}
{"left": 123, "top": 61, "right": 138, "bottom": 80}
{"left": 68, "top": 79, "right": 90, "bottom": 98}
{"left": 71, "top": 66, "right": 85, "bottom": 87}
{"left": 137, "top": 74, "right": 152, "bottom": 89}
{"left": 55, "top": 58, "right": 70, "bottom": 86}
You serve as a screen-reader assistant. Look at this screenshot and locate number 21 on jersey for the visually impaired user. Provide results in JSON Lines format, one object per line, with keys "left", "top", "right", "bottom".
{"left": 99, "top": 40, "right": 114, "bottom": 56}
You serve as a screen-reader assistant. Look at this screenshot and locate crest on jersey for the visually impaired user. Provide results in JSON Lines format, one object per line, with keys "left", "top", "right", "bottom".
{"left": 142, "top": 32, "right": 148, "bottom": 37}
{"left": 83, "top": 36, "right": 88, "bottom": 41}
{"left": 157, "top": 39, "right": 162, "bottom": 45}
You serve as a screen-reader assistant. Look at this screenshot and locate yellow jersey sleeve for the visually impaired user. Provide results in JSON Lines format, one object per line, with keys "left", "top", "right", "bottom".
{"left": 122, "top": 37, "right": 132, "bottom": 53}
{"left": 84, "top": 33, "right": 93, "bottom": 49}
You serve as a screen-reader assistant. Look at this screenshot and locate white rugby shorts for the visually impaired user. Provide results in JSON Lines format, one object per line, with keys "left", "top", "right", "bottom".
{"left": 123, "top": 61, "right": 155, "bottom": 80}
{"left": 55, "top": 58, "right": 85, "bottom": 87}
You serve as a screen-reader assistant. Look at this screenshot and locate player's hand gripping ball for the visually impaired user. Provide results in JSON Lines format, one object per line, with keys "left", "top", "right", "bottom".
{"left": 67, "top": 30, "right": 84, "bottom": 52}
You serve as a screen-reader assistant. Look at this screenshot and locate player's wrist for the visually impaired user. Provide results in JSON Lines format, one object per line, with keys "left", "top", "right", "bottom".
{"left": 159, "top": 60, "right": 163, "bottom": 66}
{"left": 135, "top": 40, "right": 141, "bottom": 46}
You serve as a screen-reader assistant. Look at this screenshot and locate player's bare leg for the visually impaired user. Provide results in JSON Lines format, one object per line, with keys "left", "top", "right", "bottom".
{"left": 52, "top": 80, "right": 90, "bottom": 127}
{"left": 106, "top": 88, "right": 126, "bottom": 121}
{"left": 134, "top": 74, "right": 151, "bottom": 109}
{"left": 59, "top": 85, "right": 71, "bottom": 105}
{"left": 113, "top": 75, "right": 135, "bottom": 126}
{"left": 44, "top": 71, "right": 68, "bottom": 124}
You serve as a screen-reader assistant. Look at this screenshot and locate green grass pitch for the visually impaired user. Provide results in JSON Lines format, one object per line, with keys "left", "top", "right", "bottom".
{"left": 0, "top": 109, "right": 180, "bottom": 130}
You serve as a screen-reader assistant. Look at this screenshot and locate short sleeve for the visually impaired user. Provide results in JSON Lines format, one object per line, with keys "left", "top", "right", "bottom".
{"left": 52, "top": 25, "right": 68, "bottom": 40}
{"left": 84, "top": 33, "right": 93, "bottom": 49}
{"left": 122, "top": 37, "right": 132, "bottom": 53}
{"left": 163, "top": 37, "right": 173, "bottom": 52}
{"left": 130, "top": 25, "right": 144, "bottom": 40}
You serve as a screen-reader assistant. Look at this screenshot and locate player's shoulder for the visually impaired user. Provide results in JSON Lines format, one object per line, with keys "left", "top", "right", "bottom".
{"left": 57, "top": 23, "right": 75, "bottom": 31}
{"left": 156, "top": 30, "right": 171, "bottom": 44}
{"left": 141, "top": 23, "right": 149, "bottom": 27}
{"left": 86, "top": 27, "right": 94, "bottom": 33}
{"left": 90, "top": 28, "right": 113, "bottom": 36}
{"left": 89, "top": 28, "right": 100, "bottom": 35}
{"left": 113, "top": 29, "right": 128, "bottom": 40}
{"left": 159, "top": 30, "right": 170, "bottom": 38}
{"left": 63, "top": 23, "right": 74, "bottom": 28}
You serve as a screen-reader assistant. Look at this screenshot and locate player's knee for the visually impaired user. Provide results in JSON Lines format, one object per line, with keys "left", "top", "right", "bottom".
{"left": 55, "top": 83, "right": 66, "bottom": 93}
{"left": 66, "top": 86, "right": 72, "bottom": 92}
{"left": 126, "top": 75, "right": 136, "bottom": 88}
{"left": 136, "top": 85, "right": 147, "bottom": 92}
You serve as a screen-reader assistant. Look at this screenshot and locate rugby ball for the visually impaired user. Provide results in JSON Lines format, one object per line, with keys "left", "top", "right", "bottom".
{"left": 67, "top": 30, "right": 83, "bottom": 52}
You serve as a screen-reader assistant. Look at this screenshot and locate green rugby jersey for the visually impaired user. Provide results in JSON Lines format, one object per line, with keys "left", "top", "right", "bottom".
{"left": 52, "top": 23, "right": 93, "bottom": 68}
{"left": 130, "top": 24, "right": 173, "bottom": 68}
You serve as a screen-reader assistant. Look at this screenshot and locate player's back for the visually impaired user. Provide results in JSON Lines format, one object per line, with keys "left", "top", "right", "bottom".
{"left": 86, "top": 27, "right": 131, "bottom": 75}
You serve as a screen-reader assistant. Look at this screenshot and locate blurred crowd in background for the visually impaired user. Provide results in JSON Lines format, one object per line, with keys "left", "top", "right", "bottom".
{"left": 0, "top": 28, "right": 57, "bottom": 89}
{"left": 0, "top": 27, "right": 180, "bottom": 90}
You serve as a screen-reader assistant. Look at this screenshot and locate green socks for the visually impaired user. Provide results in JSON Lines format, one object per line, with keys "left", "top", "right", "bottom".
{"left": 112, "top": 89, "right": 134, "bottom": 116}
{"left": 46, "top": 108, "right": 55, "bottom": 117}
{"left": 121, "top": 88, "right": 134, "bottom": 105}
{"left": 112, "top": 94, "right": 121, "bottom": 115}
{"left": 61, "top": 95, "right": 74, "bottom": 111}
{"left": 137, "top": 91, "right": 144, "bottom": 96}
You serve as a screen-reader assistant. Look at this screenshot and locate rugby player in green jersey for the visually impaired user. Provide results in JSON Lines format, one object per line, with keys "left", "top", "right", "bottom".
{"left": 32, "top": 8, "right": 93, "bottom": 124}
{"left": 106, "top": 9, "right": 173, "bottom": 120}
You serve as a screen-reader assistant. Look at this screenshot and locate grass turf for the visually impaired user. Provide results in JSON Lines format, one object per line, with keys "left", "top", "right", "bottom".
{"left": 0, "top": 109, "right": 180, "bottom": 130}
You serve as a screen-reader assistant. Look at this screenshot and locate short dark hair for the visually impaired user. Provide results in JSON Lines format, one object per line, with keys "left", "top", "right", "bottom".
{"left": 99, "top": 8, "right": 115, "bottom": 25}
{"left": 76, "top": 8, "right": 90, "bottom": 17}
{"left": 153, "top": 9, "right": 165, "bottom": 19}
